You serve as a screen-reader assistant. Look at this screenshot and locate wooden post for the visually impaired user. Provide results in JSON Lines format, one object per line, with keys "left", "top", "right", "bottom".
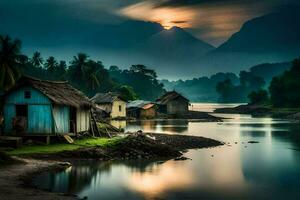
{"left": 46, "top": 136, "right": 50, "bottom": 145}
{"left": 91, "top": 110, "right": 101, "bottom": 137}
{"left": 90, "top": 111, "right": 95, "bottom": 137}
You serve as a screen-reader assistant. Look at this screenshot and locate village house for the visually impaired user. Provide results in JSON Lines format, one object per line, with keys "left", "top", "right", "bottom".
{"left": 127, "top": 100, "right": 157, "bottom": 119}
{"left": 91, "top": 93, "right": 126, "bottom": 119}
{"left": 2, "top": 76, "right": 92, "bottom": 138}
{"left": 156, "top": 91, "right": 189, "bottom": 115}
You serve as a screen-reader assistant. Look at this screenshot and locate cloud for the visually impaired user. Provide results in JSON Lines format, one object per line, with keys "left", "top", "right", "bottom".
{"left": 118, "top": 0, "right": 300, "bottom": 45}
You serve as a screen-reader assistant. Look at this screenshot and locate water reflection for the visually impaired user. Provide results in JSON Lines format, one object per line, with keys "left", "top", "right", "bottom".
{"left": 126, "top": 119, "right": 189, "bottom": 133}
{"left": 110, "top": 120, "right": 127, "bottom": 129}
{"left": 34, "top": 104, "right": 300, "bottom": 199}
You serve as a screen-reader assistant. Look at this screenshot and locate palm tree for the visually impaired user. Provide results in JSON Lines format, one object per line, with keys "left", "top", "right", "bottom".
{"left": 0, "top": 35, "right": 22, "bottom": 91}
{"left": 31, "top": 51, "right": 43, "bottom": 68}
{"left": 86, "top": 60, "right": 101, "bottom": 90}
{"left": 45, "top": 56, "right": 58, "bottom": 73}
{"left": 69, "top": 53, "right": 89, "bottom": 81}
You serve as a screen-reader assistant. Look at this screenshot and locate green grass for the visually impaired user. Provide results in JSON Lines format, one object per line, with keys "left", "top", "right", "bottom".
{"left": 7, "top": 137, "right": 125, "bottom": 156}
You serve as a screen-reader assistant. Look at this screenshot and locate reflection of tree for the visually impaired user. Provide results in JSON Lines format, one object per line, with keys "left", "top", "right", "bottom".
{"left": 132, "top": 120, "right": 189, "bottom": 133}
{"left": 159, "top": 120, "right": 188, "bottom": 133}
{"left": 240, "top": 123, "right": 300, "bottom": 197}
{"left": 116, "top": 159, "right": 167, "bottom": 173}
{"left": 41, "top": 159, "right": 166, "bottom": 194}
{"left": 240, "top": 130, "right": 266, "bottom": 138}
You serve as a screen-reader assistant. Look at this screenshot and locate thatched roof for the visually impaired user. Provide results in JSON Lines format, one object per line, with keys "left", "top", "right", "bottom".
{"left": 10, "top": 76, "right": 92, "bottom": 108}
{"left": 91, "top": 93, "right": 126, "bottom": 104}
{"left": 156, "top": 91, "right": 189, "bottom": 105}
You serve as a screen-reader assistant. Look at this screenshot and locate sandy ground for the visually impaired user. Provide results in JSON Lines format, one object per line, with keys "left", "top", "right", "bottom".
{"left": 0, "top": 158, "right": 75, "bottom": 200}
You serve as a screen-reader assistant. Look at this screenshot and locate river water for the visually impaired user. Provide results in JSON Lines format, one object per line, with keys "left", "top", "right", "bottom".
{"left": 34, "top": 103, "right": 300, "bottom": 200}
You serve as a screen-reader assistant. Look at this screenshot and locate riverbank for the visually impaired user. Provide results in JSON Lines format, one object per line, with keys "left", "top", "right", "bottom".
{"left": 0, "top": 158, "right": 73, "bottom": 200}
{"left": 214, "top": 104, "right": 300, "bottom": 120}
{"left": 12, "top": 134, "right": 223, "bottom": 161}
{"left": 0, "top": 133, "right": 223, "bottom": 199}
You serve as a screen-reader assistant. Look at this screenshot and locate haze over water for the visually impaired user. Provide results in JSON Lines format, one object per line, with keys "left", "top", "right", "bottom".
{"left": 34, "top": 103, "right": 300, "bottom": 200}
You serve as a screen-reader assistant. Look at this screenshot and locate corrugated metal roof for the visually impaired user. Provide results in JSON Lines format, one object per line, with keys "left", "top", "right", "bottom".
{"left": 127, "top": 100, "right": 153, "bottom": 109}
{"left": 90, "top": 93, "right": 125, "bottom": 104}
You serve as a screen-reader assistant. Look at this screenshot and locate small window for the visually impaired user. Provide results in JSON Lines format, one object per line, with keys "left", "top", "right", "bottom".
{"left": 119, "top": 105, "right": 122, "bottom": 112}
{"left": 16, "top": 105, "right": 28, "bottom": 117}
{"left": 24, "top": 91, "right": 31, "bottom": 99}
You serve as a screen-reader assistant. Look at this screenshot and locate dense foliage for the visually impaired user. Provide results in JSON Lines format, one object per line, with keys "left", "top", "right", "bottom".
{"left": 0, "top": 35, "right": 165, "bottom": 101}
{"left": 269, "top": 59, "right": 300, "bottom": 107}
{"left": 0, "top": 35, "right": 22, "bottom": 91}
{"left": 161, "top": 72, "right": 239, "bottom": 102}
{"left": 216, "top": 71, "right": 265, "bottom": 103}
{"left": 248, "top": 89, "right": 269, "bottom": 105}
{"left": 109, "top": 65, "right": 165, "bottom": 100}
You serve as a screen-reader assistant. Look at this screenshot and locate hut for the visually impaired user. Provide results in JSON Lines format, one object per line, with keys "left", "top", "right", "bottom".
{"left": 2, "top": 76, "right": 92, "bottom": 137}
{"left": 156, "top": 91, "right": 189, "bottom": 114}
{"left": 127, "top": 100, "right": 157, "bottom": 119}
{"left": 90, "top": 93, "right": 126, "bottom": 119}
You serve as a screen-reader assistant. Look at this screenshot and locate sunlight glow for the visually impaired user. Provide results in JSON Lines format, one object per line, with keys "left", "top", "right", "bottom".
{"left": 118, "top": 1, "right": 196, "bottom": 30}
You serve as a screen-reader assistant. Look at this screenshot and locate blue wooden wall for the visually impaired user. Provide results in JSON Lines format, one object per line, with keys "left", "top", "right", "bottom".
{"left": 28, "top": 105, "right": 53, "bottom": 134}
{"left": 3, "top": 86, "right": 70, "bottom": 135}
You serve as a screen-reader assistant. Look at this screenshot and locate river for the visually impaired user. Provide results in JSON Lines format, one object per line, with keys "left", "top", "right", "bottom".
{"left": 34, "top": 103, "right": 300, "bottom": 200}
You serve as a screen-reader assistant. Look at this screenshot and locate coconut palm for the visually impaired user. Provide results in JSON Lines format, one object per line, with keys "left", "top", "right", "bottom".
{"left": 0, "top": 35, "right": 22, "bottom": 91}
{"left": 31, "top": 51, "right": 43, "bottom": 68}
{"left": 45, "top": 56, "right": 58, "bottom": 73}
{"left": 86, "top": 60, "right": 101, "bottom": 90}
{"left": 69, "top": 53, "right": 89, "bottom": 81}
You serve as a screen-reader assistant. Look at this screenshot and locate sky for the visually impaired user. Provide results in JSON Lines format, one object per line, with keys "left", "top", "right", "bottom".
{"left": 1, "top": 0, "right": 299, "bottom": 45}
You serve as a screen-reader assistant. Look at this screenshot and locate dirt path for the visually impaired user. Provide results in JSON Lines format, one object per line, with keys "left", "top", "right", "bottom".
{"left": 0, "top": 158, "right": 75, "bottom": 200}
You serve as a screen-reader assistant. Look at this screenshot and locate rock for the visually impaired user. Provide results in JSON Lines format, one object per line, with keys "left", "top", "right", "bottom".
{"left": 248, "top": 141, "right": 259, "bottom": 144}
{"left": 174, "top": 156, "right": 191, "bottom": 161}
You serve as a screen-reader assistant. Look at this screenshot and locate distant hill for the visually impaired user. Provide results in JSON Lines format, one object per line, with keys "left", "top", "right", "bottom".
{"left": 197, "top": 6, "right": 300, "bottom": 75}
{"left": 215, "top": 7, "right": 300, "bottom": 54}
{"left": 249, "top": 62, "right": 292, "bottom": 84}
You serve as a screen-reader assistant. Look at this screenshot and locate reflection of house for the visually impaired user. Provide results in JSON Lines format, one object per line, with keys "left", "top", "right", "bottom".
{"left": 91, "top": 93, "right": 126, "bottom": 119}
{"left": 3, "top": 76, "right": 91, "bottom": 136}
{"left": 156, "top": 91, "right": 189, "bottom": 115}
{"left": 127, "top": 100, "right": 157, "bottom": 119}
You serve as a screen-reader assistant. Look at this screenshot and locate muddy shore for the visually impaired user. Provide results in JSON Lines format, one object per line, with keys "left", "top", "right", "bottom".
{"left": 0, "top": 158, "right": 73, "bottom": 200}
{"left": 22, "top": 133, "right": 224, "bottom": 161}
{"left": 0, "top": 133, "right": 224, "bottom": 200}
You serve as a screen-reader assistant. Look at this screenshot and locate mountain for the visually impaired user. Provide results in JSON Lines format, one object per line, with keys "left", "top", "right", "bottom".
{"left": 136, "top": 27, "right": 214, "bottom": 59}
{"left": 120, "top": 27, "right": 215, "bottom": 77}
{"left": 215, "top": 7, "right": 300, "bottom": 54}
{"left": 197, "top": 6, "right": 300, "bottom": 75}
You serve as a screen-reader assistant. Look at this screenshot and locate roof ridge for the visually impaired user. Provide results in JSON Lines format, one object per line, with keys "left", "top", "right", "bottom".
{"left": 23, "top": 75, "right": 68, "bottom": 84}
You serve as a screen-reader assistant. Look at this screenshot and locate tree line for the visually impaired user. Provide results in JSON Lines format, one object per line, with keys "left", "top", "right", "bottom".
{"left": 0, "top": 35, "right": 165, "bottom": 101}
{"left": 216, "top": 57, "right": 300, "bottom": 108}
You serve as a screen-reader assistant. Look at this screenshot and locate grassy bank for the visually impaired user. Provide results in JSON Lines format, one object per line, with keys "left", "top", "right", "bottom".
{"left": 7, "top": 137, "right": 124, "bottom": 156}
